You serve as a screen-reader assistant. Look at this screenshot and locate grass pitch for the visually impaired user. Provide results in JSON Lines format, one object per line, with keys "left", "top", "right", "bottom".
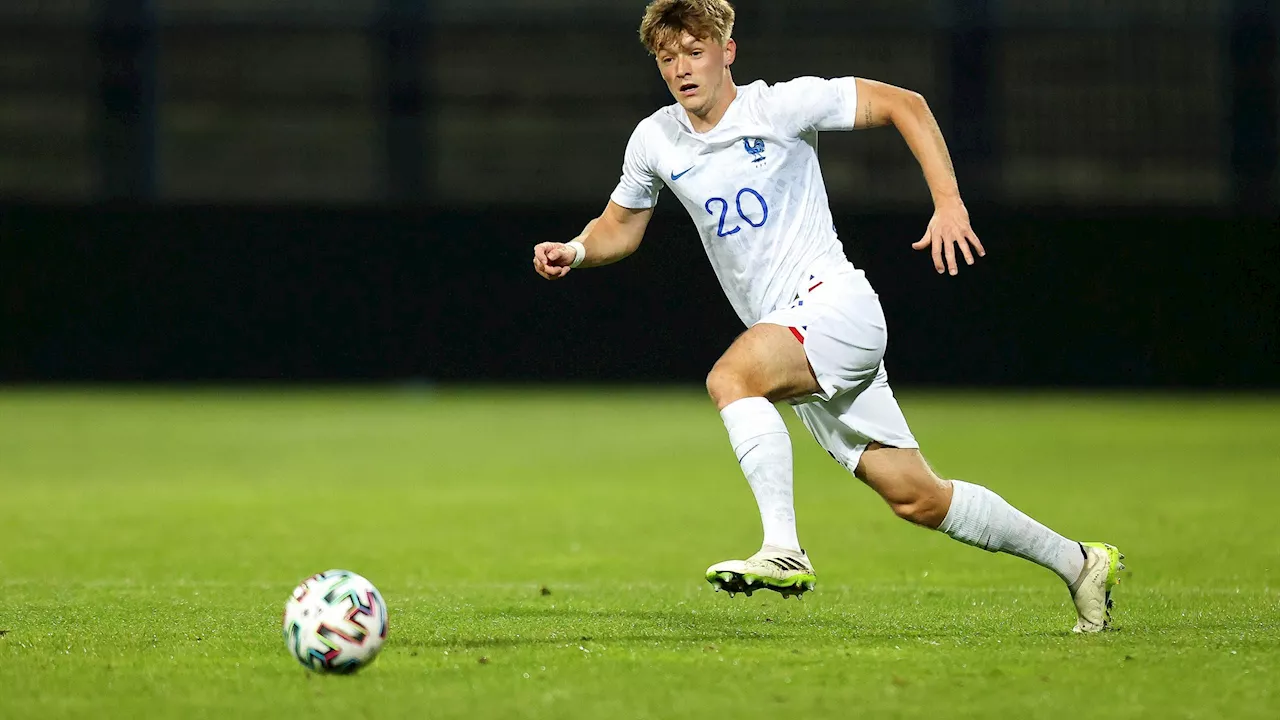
{"left": 1, "top": 388, "right": 1277, "bottom": 719}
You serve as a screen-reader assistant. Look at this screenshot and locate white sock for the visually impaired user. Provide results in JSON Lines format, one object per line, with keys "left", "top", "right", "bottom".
{"left": 939, "top": 480, "right": 1085, "bottom": 584}
{"left": 720, "top": 397, "right": 800, "bottom": 552}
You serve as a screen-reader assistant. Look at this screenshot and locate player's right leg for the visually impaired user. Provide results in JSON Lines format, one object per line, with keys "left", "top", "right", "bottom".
{"left": 703, "top": 322, "right": 823, "bottom": 598}
{"left": 701, "top": 271, "right": 891, "bottom": 599}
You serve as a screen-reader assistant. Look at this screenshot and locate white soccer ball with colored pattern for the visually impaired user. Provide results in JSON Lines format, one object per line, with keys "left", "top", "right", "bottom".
{"left": 282, "top": 569, "right": 388, "bottom": 673}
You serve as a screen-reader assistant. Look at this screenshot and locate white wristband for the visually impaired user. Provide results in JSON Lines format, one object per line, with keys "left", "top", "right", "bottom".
{"left": 566, "top": 240, "right": 586, "bottom": 269}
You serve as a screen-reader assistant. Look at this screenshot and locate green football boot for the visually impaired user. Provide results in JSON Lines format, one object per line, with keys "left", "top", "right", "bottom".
{"left": 706, "top": 545, "right": 816, "bottom": 599}
{"left": 1070, "top": 542, "right": 1126, "bottom": 633}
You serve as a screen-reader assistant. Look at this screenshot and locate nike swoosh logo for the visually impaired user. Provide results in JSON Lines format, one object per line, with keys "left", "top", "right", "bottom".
{"left": 670, "top": 166, "right": 694, "bottom": 181}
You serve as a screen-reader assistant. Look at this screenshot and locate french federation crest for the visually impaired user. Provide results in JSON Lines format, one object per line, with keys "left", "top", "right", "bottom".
{"left": 743, "top": 137, "right": 766, "bottom": 163}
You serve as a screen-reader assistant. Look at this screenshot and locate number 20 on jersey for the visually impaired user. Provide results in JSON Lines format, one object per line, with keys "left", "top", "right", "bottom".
{"left": 705, "top": 187, "right": 769, "bottom": 237}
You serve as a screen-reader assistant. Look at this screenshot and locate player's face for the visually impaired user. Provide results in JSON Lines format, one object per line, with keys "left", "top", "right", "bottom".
{"left": 656, "top": 33, "right": 736, "bottom": 119}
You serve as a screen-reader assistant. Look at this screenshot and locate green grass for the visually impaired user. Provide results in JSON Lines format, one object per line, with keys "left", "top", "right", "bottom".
{"left": 1, "top": 388, "right": 1278, "bottom": 719}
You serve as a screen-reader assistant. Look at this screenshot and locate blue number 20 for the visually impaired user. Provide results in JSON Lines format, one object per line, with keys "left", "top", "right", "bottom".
{"left": 705, "top": 187, "right": 769, "bottom": 238}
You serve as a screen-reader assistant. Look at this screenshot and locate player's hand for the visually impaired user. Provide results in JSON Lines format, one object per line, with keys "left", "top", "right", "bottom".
{"left": 912, "top": 198, "right": 985, "bottom": 276}
{"left": 532, "top": 242, "right": 576, "bottom": 280}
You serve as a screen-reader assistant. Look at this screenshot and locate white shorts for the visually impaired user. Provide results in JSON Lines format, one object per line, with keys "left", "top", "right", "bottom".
{"left": 754, "top": 268, "right": 918, "bottom": 472}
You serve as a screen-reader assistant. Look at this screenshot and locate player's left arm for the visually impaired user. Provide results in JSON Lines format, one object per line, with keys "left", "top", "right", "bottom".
{"left": 853, "top": 78, "right": 985, "bottom": 276}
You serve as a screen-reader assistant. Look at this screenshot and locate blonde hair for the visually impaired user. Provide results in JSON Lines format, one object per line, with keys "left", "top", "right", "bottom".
{"left": 639, "top": 0, "right": 736, "bottom": 56}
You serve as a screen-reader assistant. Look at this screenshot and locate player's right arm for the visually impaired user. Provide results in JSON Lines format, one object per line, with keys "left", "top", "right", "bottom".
{"left": 532, "top": 118, "right": 663, "bottom": 281}
{"left": 532, "top": 201, "right": 653, "bottom": 280}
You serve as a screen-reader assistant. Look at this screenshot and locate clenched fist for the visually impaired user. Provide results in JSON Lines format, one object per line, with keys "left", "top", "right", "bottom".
{"left": 532, "top": 242, "right": 578, "bottom": 280}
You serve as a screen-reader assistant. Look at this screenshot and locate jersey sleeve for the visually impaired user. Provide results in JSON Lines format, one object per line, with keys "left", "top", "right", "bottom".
{"left": 609, "top": 120, "right": 664, "bottom": 209}
{"left": 764, "top": 76, "right": 860, "bottom": 135}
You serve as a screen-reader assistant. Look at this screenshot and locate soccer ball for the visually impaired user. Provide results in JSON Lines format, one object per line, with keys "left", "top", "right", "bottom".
{"left": 282, "top": 569, "right": 388, "bottom": 674}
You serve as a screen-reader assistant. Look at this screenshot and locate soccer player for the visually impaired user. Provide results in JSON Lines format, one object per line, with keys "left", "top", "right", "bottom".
{"left": 531, "top": 0, "right": 1123, "bottom": 632}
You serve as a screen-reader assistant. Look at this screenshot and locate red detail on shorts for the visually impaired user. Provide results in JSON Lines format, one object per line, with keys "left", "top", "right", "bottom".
{"left": 808, "top": 281, "right": 824, "bottom": 292}
{"left": 788, "top": 326, "right": 805, "bottom": 344}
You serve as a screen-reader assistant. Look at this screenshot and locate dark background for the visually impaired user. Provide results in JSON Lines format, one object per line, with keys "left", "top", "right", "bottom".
{"left": 1, "top": 0, "right": 1277, "bottom": 387}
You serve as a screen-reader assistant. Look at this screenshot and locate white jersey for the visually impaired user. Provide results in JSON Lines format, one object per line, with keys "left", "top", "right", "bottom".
{"left": 610, "top": 77, "right": 872, "bottom": 326}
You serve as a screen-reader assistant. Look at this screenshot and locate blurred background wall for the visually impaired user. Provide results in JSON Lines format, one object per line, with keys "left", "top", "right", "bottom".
{"left": 1, "top": 0, "right": 1277, "bottom": 386}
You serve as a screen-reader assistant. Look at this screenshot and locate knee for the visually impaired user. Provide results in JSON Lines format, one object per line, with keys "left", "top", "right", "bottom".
{"left": 887, "top": 478, "right": 952, "bottom": 529}
{"left": 706, "top": 362, "right": 752, "bottom": 408}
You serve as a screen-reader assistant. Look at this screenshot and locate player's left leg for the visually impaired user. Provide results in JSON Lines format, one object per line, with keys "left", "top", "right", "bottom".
{"left": 852, "top": 444, "right": 1124, "bottom": 632}
{"left": 787, "top": 310, "right": 1126, "bottom": 631}
{"left": 852, "top": 444, "right": 1083, "bottom": 581}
